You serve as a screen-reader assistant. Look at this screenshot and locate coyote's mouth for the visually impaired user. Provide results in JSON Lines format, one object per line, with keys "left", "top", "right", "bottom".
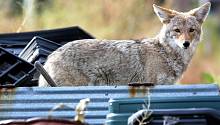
{"left": 183, "top": 46, "right": 189, "bottom": 49}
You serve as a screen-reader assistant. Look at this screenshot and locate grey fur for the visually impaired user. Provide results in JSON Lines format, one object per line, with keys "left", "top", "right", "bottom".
{"left": 39, "top": 38, "right": 192, "bottom": 86}
{"left": 39, "top": 3, "right": 210, "bottom": 86}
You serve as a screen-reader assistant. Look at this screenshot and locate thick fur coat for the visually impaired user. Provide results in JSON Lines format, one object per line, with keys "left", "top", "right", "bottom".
{"left": 39, "top": 3, "right": 211, "bottom": 86}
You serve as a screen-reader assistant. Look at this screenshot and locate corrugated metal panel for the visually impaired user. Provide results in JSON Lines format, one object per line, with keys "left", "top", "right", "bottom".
{"left": 0, "top": 84, "right": 219, "bottom": 125}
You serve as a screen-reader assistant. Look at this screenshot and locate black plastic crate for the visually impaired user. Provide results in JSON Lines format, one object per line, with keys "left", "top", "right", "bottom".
{"left": 0, "top": 26, "right": 94, "bottom": 55}
{"left": 0, "top": 40, "right": 27, "bottom": 56}
{"left": 0, "top": 47, "right": 36, "bottom": 87}
{"left": 19, "top": 36, "right": 61, "bottom": 64}
{"left": 126, "top": 108, "right": 220, "bottom": 125}
{"left": 106, "top": 95, "right": 220, "bottom": 125}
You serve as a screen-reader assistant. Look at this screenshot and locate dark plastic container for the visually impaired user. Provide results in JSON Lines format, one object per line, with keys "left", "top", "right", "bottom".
{"left": 106, "top": 95, "right": 220, "bottom": 125}
{"left": 19, "top": 36, "right": 61, "bottom": 64}
{"left": 4, "top": 47, "right": 24, "bottom": 56}
{"left": 122, "top": 108, "right": 220, "bottom": 125}
{"left": 0, "top": 47, "right": 36, "bottom": 87}
{"left": 0, "top": 26, "right": 94, "bottom": 55}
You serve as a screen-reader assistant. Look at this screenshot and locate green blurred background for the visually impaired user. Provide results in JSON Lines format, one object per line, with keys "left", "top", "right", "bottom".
{"left": 0, "top": 0, "right": 219, "bottom": 84}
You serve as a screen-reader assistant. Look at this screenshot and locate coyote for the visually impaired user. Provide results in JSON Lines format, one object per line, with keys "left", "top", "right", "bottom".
{"left": 39, "top": 2, "right": 211, "bottom": 86}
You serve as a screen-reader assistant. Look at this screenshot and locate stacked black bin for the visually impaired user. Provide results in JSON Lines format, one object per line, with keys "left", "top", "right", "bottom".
{"left": 0, "top": 26, "right": 94, "bottom": 87}
{"left": 0, "top": 26, "right": 94, "bottom": 55}
{"left": 19, "top": 36, "right": 61, "bottom": 64}
{"left": 0, "top": 47, "right": 36, "bottom": 87}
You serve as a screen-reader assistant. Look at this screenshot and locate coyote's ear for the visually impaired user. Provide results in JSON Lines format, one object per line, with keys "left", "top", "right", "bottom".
{"left": 153, "top": 4, "right": 177, "bottom": 24}
{"left": 189, "top": 2, "right": 211, "bottom": 23}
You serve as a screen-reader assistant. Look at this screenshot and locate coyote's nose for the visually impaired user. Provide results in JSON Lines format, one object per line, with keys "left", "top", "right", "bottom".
{"left": 183, "top": 41, "right": 190, "bottom": 49}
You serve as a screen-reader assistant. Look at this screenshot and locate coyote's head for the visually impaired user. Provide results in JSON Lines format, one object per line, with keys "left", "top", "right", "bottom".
{"left": 153, "top": 2, "right": 211, "bottom": 49}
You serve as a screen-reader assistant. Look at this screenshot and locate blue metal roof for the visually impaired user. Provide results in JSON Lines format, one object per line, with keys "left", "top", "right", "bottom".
{"left": 0, "top": 84, "right": 219, "bottom": 125}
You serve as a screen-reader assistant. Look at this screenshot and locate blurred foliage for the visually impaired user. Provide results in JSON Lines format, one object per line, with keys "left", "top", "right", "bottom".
{"left": 201, "top": 72, "right": 220, "bottom": 86}
{"left": 0, "top": 0, "right": 219, "bottom": 84}
{"left": 201, "top": 72, "right": 215, "bottom": 83}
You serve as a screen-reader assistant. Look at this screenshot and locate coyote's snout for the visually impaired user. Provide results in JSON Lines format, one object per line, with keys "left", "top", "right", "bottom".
{"left": 39, "top": 2, "right": 211, "bottom": 86}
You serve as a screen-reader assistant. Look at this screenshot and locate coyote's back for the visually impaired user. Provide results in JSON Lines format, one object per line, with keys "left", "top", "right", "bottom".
{"left": 39, "top": 39, "right": 179, "bottom": 86}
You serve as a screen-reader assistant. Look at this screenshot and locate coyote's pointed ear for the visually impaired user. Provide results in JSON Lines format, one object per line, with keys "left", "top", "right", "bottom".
{"left": 189, "top": 2, "right": 211, "bottom": 23}
{"left": 153, "top": 4, "right": 177, "bottom": 24}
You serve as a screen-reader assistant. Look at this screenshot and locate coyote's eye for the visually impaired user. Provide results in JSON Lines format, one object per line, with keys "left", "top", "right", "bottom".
{"left": 189, "top": 28, "right": 195, "bottom": 32}
{"left": 174, "top": 29, "right": 180, "bottom": 33}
